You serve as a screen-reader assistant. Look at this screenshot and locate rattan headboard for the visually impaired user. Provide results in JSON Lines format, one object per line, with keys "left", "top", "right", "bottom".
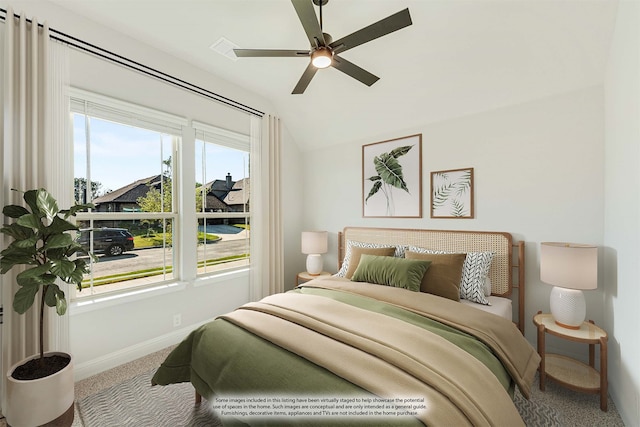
{"left": 338, "top": 227, "right": 525, "bottom": 333}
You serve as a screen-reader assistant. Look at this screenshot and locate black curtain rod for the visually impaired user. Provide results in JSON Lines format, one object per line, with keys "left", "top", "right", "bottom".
{"left": 0, "top": 8, "right": 265, "bottom": 117}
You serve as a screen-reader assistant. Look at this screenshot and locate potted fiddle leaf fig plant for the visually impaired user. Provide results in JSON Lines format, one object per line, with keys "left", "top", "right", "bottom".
{"left": 0, "top": 188, "right": 95, "bottom": 427}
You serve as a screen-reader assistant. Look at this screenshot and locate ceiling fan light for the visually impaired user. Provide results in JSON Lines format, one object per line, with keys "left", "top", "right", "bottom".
{"left": 311, "top": 48, "right": 333, "bottom": 69}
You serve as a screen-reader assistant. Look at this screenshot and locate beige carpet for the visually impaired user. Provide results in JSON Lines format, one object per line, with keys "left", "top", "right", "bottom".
{"left": 73, "top": 346, "right": 625, "bottom": 427}
{"left": 0, "top": 346, "right": 627, "bottom": 426}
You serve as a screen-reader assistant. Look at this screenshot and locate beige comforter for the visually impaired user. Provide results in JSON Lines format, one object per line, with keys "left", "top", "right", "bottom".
{"left": 221, "top": 277, "right": 540, "bottom": 427}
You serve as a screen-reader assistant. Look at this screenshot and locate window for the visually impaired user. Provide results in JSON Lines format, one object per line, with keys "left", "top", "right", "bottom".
{"left": 71, "top": 89, "right": 184, "bottom": 298}
{"left": 194, "top": 122, "right": 251, "bottom": 276}
{"left": 70, "top": 90, "right": 252, "bottom": 300}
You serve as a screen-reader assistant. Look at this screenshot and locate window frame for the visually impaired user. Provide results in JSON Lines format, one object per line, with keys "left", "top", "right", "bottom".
{"left": 193, "top": 121, "right": 252, "bottom": 277}
{"left": 70, "top": 88, "right": 184, "bottom": 298}
{"left": 68, "top": 88, "right": 253, "bottom": 302}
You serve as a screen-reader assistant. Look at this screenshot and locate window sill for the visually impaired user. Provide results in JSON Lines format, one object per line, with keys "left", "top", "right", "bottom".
{"left": 194, "top": 267, "right": 249, "bottom": 288}
{"left": 70, "top": 281, "right": 187, "bottom": 315}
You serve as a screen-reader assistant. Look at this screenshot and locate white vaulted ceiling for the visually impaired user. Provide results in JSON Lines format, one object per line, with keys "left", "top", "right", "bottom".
{"left": 48, "top": 0, "right": 618, "bottom": 150}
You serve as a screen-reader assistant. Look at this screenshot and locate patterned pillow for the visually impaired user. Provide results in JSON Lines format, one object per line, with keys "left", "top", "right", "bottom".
{"left": 336, "top": 240, "right": 400, "bottom": 278}
{"left": 408, "top": 246, "right": 494, "bottom": 305}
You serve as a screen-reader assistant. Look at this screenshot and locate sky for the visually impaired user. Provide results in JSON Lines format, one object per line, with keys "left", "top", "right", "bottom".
{"left": 73, "top": 114, "right": 249, "bottom": 195}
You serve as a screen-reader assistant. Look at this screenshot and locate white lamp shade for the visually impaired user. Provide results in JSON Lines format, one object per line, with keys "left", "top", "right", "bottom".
{"left": 540, "top": 242, "right": 597, "bottom": 290}
{"left": 301, "top": 231, "right": 328, "bottom": 255}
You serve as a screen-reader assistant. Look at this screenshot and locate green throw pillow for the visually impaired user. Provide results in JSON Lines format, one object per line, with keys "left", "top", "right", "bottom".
{"left": 351, "top": 254, "right": 431, "bottom": 292}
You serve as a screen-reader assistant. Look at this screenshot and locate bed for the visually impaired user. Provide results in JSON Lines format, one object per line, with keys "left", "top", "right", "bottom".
{"left": 152, "top": 227, "right": 538, "bottom": 426}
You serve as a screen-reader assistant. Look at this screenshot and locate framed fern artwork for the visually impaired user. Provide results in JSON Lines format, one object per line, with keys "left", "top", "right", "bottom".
{"left": 362, "top": 134, "right": 422, "bottom": 218}
{"left": 430, "top": 167, "right": 474, "bottom": 218}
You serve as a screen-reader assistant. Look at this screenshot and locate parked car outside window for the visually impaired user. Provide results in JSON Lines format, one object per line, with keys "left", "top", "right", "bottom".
{"left": 77, "top": 228, "right": 135, "bottom": 257}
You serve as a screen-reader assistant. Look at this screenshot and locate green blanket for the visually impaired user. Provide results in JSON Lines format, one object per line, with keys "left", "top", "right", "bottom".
{"left": 152, "top": 284, "right": 523, "bottom": 426}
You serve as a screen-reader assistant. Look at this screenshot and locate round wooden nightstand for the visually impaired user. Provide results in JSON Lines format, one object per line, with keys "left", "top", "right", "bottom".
{"left": 533, "top": 311, "right": 608, "bottom": 411}
{"left": 296, "top": 271, "right": 331, "bottom": 286}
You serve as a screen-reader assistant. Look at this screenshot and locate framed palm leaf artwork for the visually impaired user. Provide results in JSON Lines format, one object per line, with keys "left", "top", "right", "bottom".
{"left": 362, "top": 134, "right": 422, "bottom": 218}
{"left": 430, "top": 167, "right": 474, "bottom": 218}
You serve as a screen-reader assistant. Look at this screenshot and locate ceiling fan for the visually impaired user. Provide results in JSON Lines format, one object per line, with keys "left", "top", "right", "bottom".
{"left": 233, "top": 0, "right": 412, "bottom": 94}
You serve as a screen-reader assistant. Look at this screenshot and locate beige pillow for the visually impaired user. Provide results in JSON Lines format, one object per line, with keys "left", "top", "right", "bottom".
{"left": 404, "top": 251, "right": 466, "bottom": 301}
{"left": 345, "top": 246, "right": 396, "bottom": 279}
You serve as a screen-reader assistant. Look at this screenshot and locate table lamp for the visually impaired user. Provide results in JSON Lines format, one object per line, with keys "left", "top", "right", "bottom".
{"left": 540, "top": 242, "right": 598, "bottom": 329}
{"left": 301, "top": 231, "right": 328, "bottom": 275}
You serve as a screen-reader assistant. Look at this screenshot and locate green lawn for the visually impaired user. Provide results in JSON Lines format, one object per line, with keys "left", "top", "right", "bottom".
{"left": 133, "top": 232, "right": 219, "bottom": 248}
{"left": 81, "top": 254, "right": 248, "bottom": 287}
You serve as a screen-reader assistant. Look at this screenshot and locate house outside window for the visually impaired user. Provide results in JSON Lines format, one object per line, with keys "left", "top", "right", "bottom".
{"left": 194, "top": 123, "right": 251, "bottom": 276}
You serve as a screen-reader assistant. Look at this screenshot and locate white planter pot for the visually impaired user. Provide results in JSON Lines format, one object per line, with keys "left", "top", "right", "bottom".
{"left": 6, "top": 351, "right": 74, "bottom": 427}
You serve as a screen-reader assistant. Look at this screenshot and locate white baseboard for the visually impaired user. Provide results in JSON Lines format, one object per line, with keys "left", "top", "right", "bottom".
{"left": 73, "top": 320, "right": 209, "bottom": 381}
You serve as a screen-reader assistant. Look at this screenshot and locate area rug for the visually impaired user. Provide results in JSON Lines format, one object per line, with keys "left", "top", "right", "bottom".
{"left": 77, "top": 370, "right": 562, "bottom": 427}
{"left": 77, "top": 370, "right": 222, "bottom": 427}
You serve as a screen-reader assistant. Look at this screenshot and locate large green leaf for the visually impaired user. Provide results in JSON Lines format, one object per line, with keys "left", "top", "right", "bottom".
{"left": 0, "top": 246, "right": 38, "bottom": 265}
{"left": 23, "top": 189, "right": 40, "bottom": 216}
{"left": 44, "top": 284, "right": 67, "bottom": 315}
{"left": 61, "top": 202, "right": 95, "bottom": 219}
{"left": 13, "top": 285, "right": 39, "bottom": 314}
{"left": 2, "top": 204, "right": 30, "bottom": 218}
{"left": 16, "top": 272, "right": 55, "bottom": 288}
{"left": 0, "top": 222, "right": 35, "bottom": 241}
{"left": 36, "top": 189, "right": 59, "bottom": 223}
{"left": 16, "top": 275, "right": 42, "bottom": 288}
{"left": 365, "top": 181, "right": 382, "bottom": 203}
{"left": 16, "top": 213, "right": 43, "bottom": 231}
{"left": 49, "top": 258, "right": 76, "bottom": 279}
{"left": 67, "top": 261, "right": 87, "bottom": 286}
{"left": 374, "top": 154, "right": 409, "bottom": 192}
{"left": 389, "top": 145, "right": 413, "bottom": 158}
{"left": 17, "top": 263, "right": 51, "bottom": 280}
{"left": 56, "top": 291, "right": 67, "bottom": 315}
{"left": 44, "top": 284, "right": 58, "bottom": 307}
{"left": 45, "top": 233, "right": 73, "bottom": 250}
{"left": 12, "top": 235, "right": 38, "bottom": 249}
{"left": 64, "top": 242, "right": 86, "bottom": 257}
{"left": 0, "top": 252, "right": 36, "bottom": 274}
{"left": 46, "top": 216, "right": 78, "bottom": 235}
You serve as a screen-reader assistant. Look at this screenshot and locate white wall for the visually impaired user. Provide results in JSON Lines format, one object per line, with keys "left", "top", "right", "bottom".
{"left": 604, "top": 1, "right": 640, "bottom": 425}
{"left": 301, "top": 86, "right": 605, "bottom": 350}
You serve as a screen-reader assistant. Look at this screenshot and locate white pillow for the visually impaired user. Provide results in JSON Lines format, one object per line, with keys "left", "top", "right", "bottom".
{"left": 336, "top": 240, "right": 400, "bottom": 277}
{"left": 484, "top": 276, "right": 492, "bottom": 296}
{"left": 408, "top": 246, "right": 494, "bottom": 305}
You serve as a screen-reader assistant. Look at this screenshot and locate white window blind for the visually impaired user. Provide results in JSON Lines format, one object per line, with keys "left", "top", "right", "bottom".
{"left": 192, "top": 120, "right": 249, "bottom": 151}
{"left": 69, "top": 88, "right": 187, "bottom": 136}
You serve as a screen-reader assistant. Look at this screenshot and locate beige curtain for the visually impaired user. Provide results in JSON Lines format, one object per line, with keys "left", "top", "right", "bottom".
{"left": 249, "top": 115, "right": 284, "bottom": 300}
{"left": 1, "top": 6, "right": 69, "bottom": 408}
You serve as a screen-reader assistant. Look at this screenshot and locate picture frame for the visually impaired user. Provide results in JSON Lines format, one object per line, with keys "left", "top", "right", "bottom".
{"left": 430, "top": 167, "right": 474, "bottom": 218}
{"left": 362, "top": 134, "right": 422, "bottom": 218}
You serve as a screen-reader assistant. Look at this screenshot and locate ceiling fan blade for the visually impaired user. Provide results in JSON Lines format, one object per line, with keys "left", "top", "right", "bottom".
{"left": 292, "top": 62, "right": 318, "bottom": 94}
{"left": 233, "top": 49, "right": 310, "bottom": 58}
{"left": 332, "top": 55, "right": 379, "bottom": 87}
{"left": 291, "top": 0, "right": 326, "bottom": 48}
{"left": 329, "top": 8, "right": 412, "bottom": 54}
